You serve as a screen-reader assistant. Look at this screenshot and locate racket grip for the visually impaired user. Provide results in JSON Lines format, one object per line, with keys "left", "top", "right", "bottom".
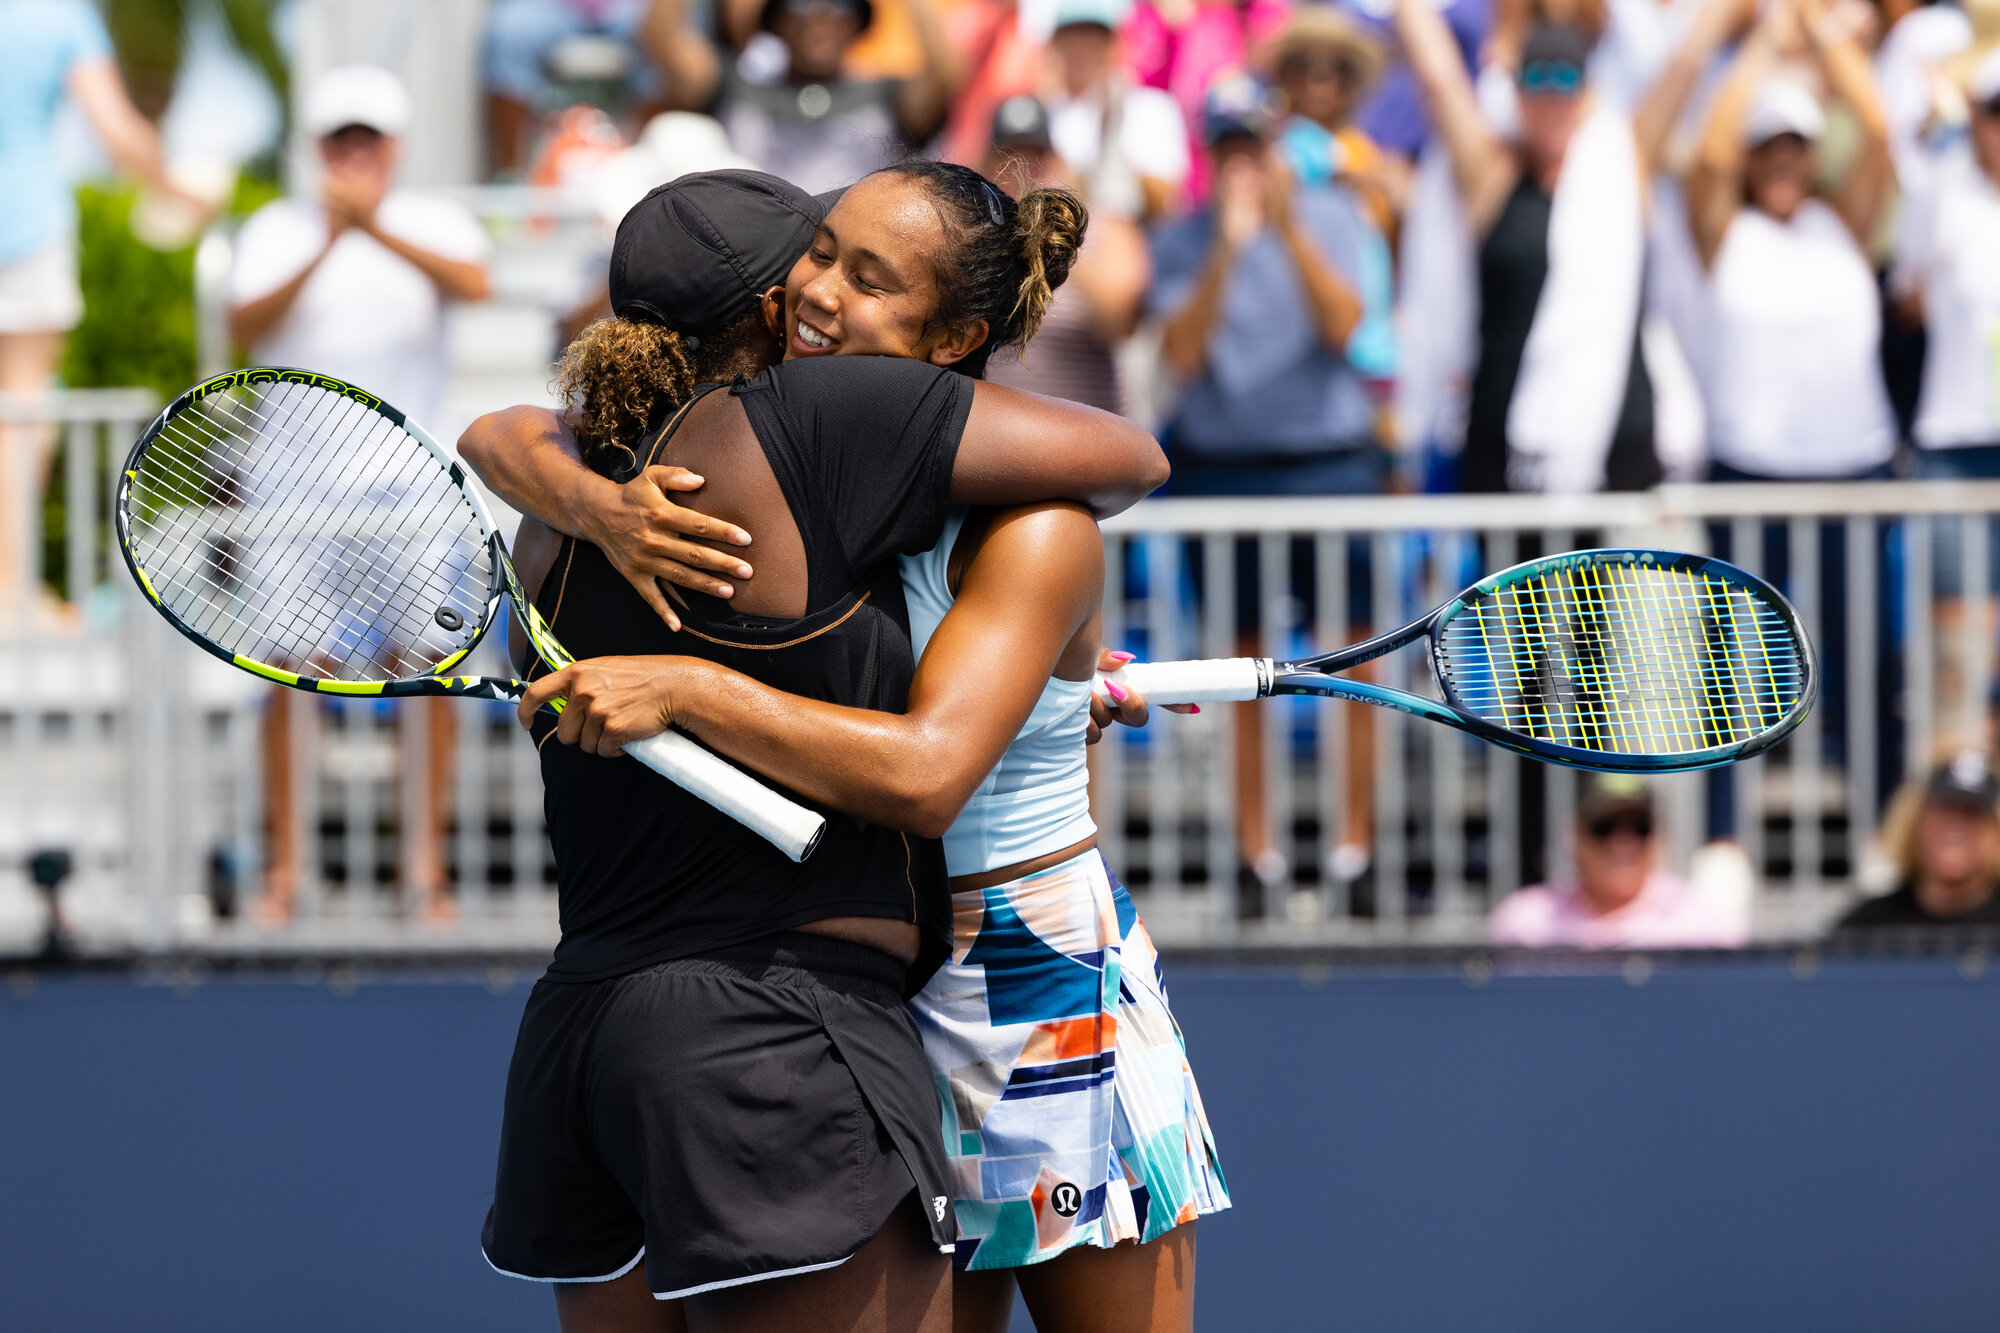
{"left": 623, "top": 729, "right": 827, "bottom": 862}
{"left": 1096, "top": 658, "right": 1266, "bottom": 706}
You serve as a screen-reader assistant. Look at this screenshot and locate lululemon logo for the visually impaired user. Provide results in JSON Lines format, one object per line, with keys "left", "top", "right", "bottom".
{"left": 932, "top": 1196, "right": 948, "bottom": 1221}
{"left": 1050, "top": 1182, "right": 1082, "bottom": 1218}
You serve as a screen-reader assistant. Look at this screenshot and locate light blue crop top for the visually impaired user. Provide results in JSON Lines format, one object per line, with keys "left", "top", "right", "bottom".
{"left": 900, "top": 510, "right": 1097, "bottom": 877}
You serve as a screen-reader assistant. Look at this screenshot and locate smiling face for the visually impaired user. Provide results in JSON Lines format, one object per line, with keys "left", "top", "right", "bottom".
{"left": 1277, "top": 46, "right": 1362, "bottom": 129}
{"left": 1912, "top": 800, "right": 2000, "bottom": 917}
{"left": 773, "top": 2, "right": 864, "bottom": 82}
{"left": 1746, "top": 133, "right": 1816, "bottom": 222}
{"left": 319, "top": 124, "right": 397, "bottom": 184}
{"left": 775, "top": 173, "right": 987, "bottom": 366}
{"left": 1048, "top": 22, "right": 1116, "bottom": 98}
{"left": 1574, "top": 808, "right": 1655, "bottom": 915}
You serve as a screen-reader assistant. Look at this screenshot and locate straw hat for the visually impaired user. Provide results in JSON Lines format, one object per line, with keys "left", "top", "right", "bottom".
{"left": 1945, "top": 0, "right": 2000, "bottom": 93}
{"left": 1271, "top": 7, "right": 1387, "bottom": 98}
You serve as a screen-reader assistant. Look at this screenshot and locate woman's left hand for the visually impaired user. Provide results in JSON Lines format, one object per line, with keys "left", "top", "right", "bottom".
{"left": 518, "top": 656, "right": 712, "bottom": 758}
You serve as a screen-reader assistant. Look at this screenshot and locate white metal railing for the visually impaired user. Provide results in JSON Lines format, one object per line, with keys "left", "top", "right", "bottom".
{"left": 1097, "top": 481, "right": 2000, "bottom": 946}
{"left": 6, "top": 461, "right": 1999, "bottom": 956}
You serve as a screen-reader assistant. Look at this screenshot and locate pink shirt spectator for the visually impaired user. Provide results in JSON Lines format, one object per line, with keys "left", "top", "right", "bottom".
{"left": 1486, "top": 871, "right": 1749, "bottom": 949}
{"left": 1122, "top": 0, "right": 1286, "bottom": 201}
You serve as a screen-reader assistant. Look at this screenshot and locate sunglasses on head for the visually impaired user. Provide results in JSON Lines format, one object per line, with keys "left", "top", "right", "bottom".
{"left": 1518, "top": 60, "right": 1583, "bottom": 96}
{"left": 1585, "top": 810, "right": 1653, "bottom": 841}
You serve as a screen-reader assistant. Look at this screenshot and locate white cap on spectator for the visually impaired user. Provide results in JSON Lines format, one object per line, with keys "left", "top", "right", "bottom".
{"left": 1969, "top": 46, "right": 2000, "bottom": 104}
{"left": 1741, "top": 79, "right": 1825, "bottom": 147}
{"left": 304, "top": 65, "right": 412, "bottom": 138}
{"left": 587, "top": 113, "right": 756, "bottom": 231}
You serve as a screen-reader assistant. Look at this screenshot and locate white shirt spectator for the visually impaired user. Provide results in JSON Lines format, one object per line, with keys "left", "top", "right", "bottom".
{"left": 1045, "top": 84, "right": 1187, "bottom": 219}
{"left": 227, "top": 193, "right": 491, "bottom": 432}
{"left": 1706, "top": 198, "right": 1896, "bottom": 477}
{"left": 1896, "top": 147, "right": 2000, "bottom": 450}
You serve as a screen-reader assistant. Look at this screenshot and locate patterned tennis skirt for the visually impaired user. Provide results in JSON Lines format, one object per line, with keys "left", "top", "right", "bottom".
{"left": 909, "top": 849, "right": 1230, "bottom": 1271}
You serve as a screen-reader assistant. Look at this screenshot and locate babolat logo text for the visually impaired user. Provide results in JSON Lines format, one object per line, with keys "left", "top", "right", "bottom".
{"left": 187, "top": 368, "right": 381, "bottom": 412}
{"left": 932, "top": 1196, "right": 948, "bottom": 1221}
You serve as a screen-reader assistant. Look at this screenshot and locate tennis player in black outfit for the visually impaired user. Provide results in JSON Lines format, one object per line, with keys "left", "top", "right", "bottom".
{"left": 470, "top": 171, "right": 1164, "bottom": 1333}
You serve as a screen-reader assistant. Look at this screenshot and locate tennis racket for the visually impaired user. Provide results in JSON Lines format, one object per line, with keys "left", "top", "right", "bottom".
{"left": 1098, "top": 549, "right": 1814, "bottom": 773}
{"left": 115, "top": 367, "right": 826, "bottom": 861}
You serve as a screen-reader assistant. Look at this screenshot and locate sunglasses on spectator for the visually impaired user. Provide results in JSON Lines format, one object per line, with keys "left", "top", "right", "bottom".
{"left": 1281, "top": 55, "right": 1361, "bottom": 85}
{"left": 1584, "top": 811, "right": 1653, "bottom": 841}
{"left": 1518, "top": 60, "right": 1583, "bottom": 96}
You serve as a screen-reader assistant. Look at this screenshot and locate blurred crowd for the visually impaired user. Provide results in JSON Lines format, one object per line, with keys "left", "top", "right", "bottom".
{"left": 13, "top": 0, "right": 2000, "bottom": 939}
{"left": 468, "top": 0, "right": 2000, "bottom": 500}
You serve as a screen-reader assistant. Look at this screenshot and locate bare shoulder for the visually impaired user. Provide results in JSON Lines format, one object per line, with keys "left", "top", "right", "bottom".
{"left": 970, "top": 502, "right": 1102, "bottom": 571}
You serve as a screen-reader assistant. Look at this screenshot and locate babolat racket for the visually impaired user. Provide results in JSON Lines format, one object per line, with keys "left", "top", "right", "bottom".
{"left": 115, "top": 367, "right": 826, "bottom": 860}
{"left": 1100, "top": 549, "right": 1814, "bottom": 772}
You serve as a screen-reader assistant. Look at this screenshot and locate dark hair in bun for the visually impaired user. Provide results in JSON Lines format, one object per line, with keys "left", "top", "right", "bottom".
{"left": 875, "top": 160, "right": 1088, "bottom": 377}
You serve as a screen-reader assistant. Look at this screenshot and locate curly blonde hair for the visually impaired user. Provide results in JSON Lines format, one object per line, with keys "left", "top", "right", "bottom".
{"left": 552, "top": 316, "right": 697, "bottom": 470}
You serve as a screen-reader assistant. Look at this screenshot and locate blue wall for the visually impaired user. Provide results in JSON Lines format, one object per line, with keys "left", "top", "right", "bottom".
{"left": 2, "top": 956, "right": 1995, "bottom": 1331}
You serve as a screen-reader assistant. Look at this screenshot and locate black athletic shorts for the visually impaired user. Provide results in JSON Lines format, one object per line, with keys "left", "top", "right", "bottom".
{"left": 482, "top": 931, "right": 956, "bottom": 1301}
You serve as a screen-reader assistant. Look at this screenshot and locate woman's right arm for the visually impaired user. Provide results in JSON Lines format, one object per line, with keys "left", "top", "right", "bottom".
{"left": 947, "top": 382, "right": 1169, "bottom": 517}
{"left": 1393, "top": 0, "right": 1515, "bottom": 232}
{"left": 522, "top": 505, "right": 1106, "bottom": 836}
{"left": 460, "top": 379, "right": 1168, "bottom": 619}
{"left": 1687, "top": 6, "right": 1784, "bottom": 268}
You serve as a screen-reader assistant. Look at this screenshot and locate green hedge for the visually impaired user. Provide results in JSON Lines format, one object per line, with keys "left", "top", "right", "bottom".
{"left": 60, "top": 174, "right": 282, "bottom": 396}
{"left": 45, "top": 177, "right": 281, "bottom": 598}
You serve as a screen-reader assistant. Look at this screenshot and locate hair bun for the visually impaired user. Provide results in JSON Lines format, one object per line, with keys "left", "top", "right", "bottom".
{"left": 1011, "top": 187, "right": 1088, "bottom": 350}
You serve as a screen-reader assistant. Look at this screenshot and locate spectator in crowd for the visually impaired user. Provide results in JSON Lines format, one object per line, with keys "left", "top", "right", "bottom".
{"left": 1125, "top": 0, "right": 1289, "bottom": 206}
{"left": 1271, "top": 5, "right": 1397, "bottom": 230}
{"left": 1270, "top": 5, "right": 1399, "bottom": 396}
{"left": 643, "top": 0, "right": 957, "bottom": 192}
{"left": 1394, "top": 0, "right": 1718, "bottom": 495}
{"left": 1840, "top": 750, "right": 2000, "bottom": 928}
{"left": 1687, "top": 0, "right": 1895, "bottom": 484}
{"left": 1039, "top": 0, "right": 1190, "bottom": 220}
{"left": 1, "top": 0, "right": 205, "bottom": 626}
{"left": 1890, "top": 46, "right": 2000, "bottom": 710}
{"left": 1488, "top": 776, "right": 1750, "bottom": 948}
{"left": 484, "top": 0, "right": 666, "bottom": 176}
{"left": 1152, "top": 75, "right": 1387, "bottom": 901}
{"left": 226, "top": 67, "right": 493, "bottom": 925}
{"left": 938, "top": 0, "right": 1043, "bottom": 166}
{"left": 984, "top": 95, "right": 1149, "bottom": 412}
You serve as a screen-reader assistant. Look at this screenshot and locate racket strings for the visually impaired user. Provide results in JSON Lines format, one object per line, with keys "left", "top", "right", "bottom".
{"left": 1435, "top": 561, "right": 1805, "bottom": 755}
{"left": 124, "top": 380, "right": 493, "bottom": 681}
{"left": 137, "top": 391, "right": 472, "bottom": 668}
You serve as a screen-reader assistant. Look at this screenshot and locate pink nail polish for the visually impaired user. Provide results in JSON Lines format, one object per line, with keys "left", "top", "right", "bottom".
{"left": 1189, "top": 705, "right": 1201, "bottom": 714}
{"left": 1105, "top": 681, "right": 1129, "bottom": 702}
{"left": 1108, "top": 650, "right": 1136, "bottom": 663}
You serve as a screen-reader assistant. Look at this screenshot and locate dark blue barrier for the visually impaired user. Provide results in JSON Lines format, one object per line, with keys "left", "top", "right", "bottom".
{"left": 2, "top": 955, "right": 1994, "bottom": 1331}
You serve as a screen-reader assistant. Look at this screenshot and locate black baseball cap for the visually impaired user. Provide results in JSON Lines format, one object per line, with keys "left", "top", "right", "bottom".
{"left": 609, "top": 170, "right": 827, "bottom": 338}
{"left": 1925, "top": 750, "right": 2000, "bottom": 813}
{"left": 991, "top": 95, "right": 1053, "bottom": 152}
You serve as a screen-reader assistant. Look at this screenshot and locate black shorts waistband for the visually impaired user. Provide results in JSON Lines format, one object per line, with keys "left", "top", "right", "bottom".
{"left": 633, "top": 930, "right": 908, "bottom": 1003}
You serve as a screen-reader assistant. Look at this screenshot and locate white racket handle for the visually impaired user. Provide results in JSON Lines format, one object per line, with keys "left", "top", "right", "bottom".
{"left": 1095, "top": 658, "right": 1266, "bottom": 706}
{"left": 624, "top": 729, "right": 826, "bottom": 862}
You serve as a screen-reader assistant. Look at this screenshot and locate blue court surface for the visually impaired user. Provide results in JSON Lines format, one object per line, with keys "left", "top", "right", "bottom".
{"left": 2, "top": 953, "right": 1995, "bottom": 1331}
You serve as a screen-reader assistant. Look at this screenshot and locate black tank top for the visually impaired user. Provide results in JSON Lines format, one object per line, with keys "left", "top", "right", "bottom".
{"left": 1462, "top": 175, "right": 1658, "bottom": 494}
{"left": 529, "top": 356, "right": 974, "bottom": 991}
